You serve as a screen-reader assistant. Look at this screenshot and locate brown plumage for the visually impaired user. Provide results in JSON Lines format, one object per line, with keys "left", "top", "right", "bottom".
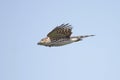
{"left": 37, "top": 23, "right": 94, "bottom": 47}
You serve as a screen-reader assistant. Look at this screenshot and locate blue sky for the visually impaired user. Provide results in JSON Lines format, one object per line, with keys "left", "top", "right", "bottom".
{"left": 0, "top": 0, "right": 120, "bottom": 80}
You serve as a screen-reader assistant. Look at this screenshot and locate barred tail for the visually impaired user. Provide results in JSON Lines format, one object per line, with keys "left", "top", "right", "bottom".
{"left": 79, "top": 35, "right": 95, "bottom": 38}
{"left": 71, "top": 35, "right": 95, "bottom": 42}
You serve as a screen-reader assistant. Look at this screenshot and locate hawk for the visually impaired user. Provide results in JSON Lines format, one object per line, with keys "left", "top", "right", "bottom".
{"left": 37, "top": 23, "right": 94, "bottom": 47}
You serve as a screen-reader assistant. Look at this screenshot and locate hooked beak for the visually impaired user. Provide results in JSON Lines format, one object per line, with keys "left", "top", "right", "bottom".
{"left": 37, "top": 41, "right": 42, "bottom": 45}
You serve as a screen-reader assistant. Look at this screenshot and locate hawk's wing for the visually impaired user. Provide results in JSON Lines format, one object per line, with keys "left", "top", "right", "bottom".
{"left": 47, "top": 23, "right": 72, "bottom": 40}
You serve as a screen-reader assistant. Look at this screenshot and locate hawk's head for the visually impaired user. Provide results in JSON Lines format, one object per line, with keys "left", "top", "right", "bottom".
{"left": 37, "top": 37, "right": 51, "bottom": 45}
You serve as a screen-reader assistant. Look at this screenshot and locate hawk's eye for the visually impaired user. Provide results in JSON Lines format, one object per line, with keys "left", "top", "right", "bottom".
{"left": 41, "top": 39, "right": 44, "bottom": 41}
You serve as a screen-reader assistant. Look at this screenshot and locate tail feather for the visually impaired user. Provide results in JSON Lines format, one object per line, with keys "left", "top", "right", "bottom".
{"left": 80, "top": 35, "right": 95, "bottom": 38}
{"left": 70, "top": 35, "right": 95, "bottom": 42}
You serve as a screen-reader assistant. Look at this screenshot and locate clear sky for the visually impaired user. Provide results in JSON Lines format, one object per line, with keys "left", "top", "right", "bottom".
{"left": 0, "top": 0, "right": 120, "bottom": 80}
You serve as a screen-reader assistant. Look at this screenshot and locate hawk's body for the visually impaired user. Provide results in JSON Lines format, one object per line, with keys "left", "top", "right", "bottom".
{"left": 37, "top": 23, "right": 94, "bottom": 47}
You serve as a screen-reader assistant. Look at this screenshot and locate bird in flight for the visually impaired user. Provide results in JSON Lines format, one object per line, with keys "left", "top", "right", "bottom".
{"left": 37, "top": 23, "right": 94, "bottom": 47}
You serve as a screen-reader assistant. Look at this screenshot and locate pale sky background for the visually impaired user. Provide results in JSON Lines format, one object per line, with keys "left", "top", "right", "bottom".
{"left": 0, "top": 0, "right": 120, "bottom": 80}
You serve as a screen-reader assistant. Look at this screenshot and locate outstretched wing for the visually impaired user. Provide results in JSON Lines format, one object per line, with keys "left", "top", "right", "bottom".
{"left": 47, "top": 23, "right": 72, "bottom": 40}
